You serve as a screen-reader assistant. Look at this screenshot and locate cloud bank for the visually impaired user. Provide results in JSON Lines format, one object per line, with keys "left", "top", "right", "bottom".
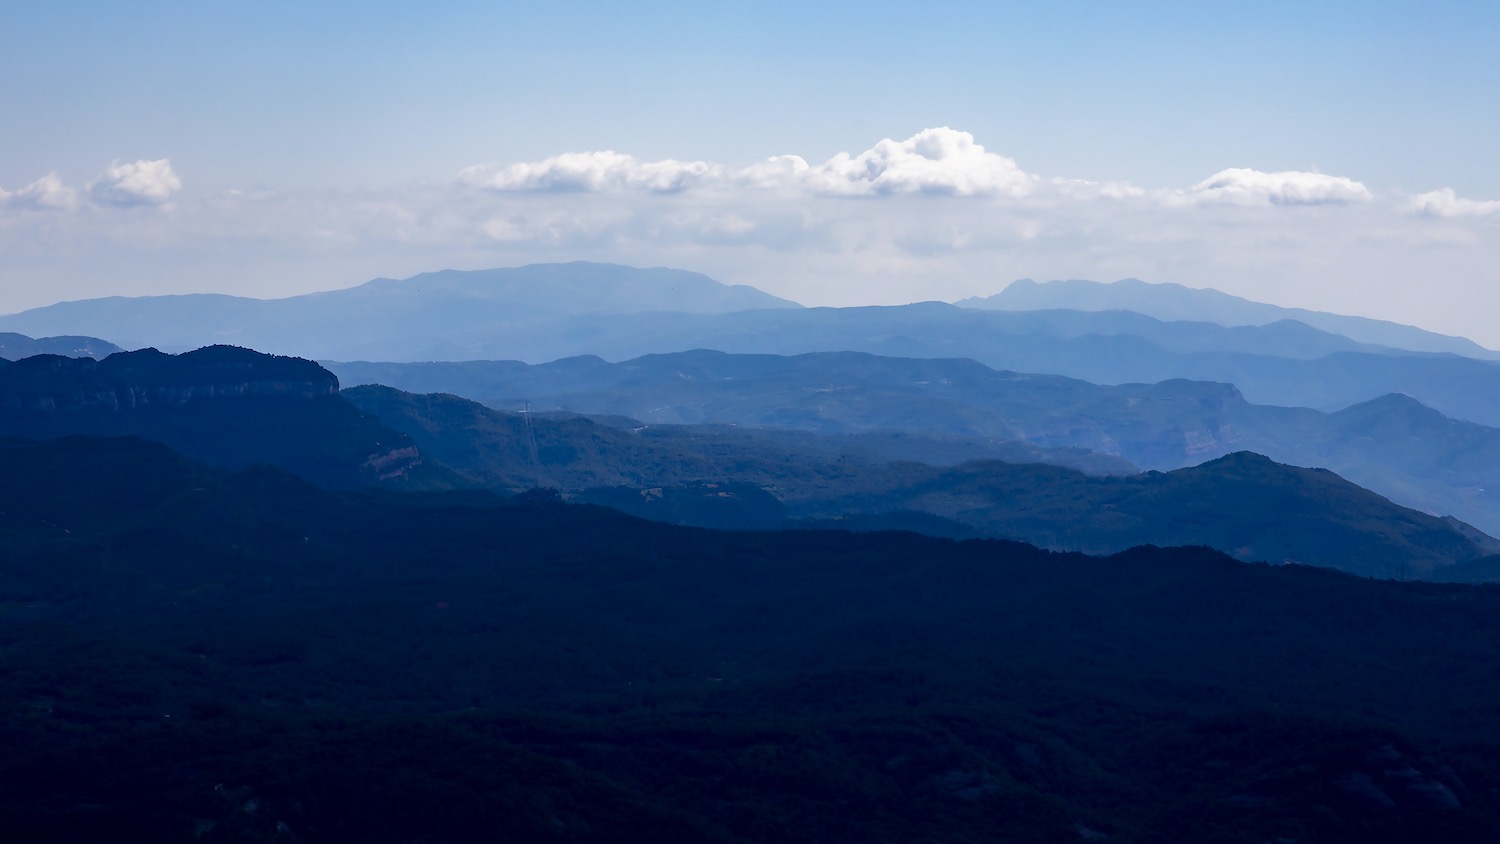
{"left": 461, "top": 128, "right": 1039, "bottom": 197}
{"left": 1409, "top": 188, "right": 1500, "bottom": 217}
{"left": 459, "top": 151, "right": 723, "bottom": 193}
{"left": 3, "top": 130, "right": 1498, "bottom": 347}
{"left": 1187, "top": 168, "right": 1373, "bottom": 206}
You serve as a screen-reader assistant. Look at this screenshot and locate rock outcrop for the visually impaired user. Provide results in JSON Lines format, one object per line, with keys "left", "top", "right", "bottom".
{"left": 0, "top": 345, "right": 430, "bottom": 489}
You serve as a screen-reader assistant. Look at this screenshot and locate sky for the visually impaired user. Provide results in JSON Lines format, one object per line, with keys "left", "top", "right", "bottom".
{"left": 3, "top": 1, "right": 1499, "bottom": 344}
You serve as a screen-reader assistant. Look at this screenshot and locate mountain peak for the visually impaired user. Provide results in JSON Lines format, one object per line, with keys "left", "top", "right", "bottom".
{"left": 0, "top": 332, "right": 122, "bottom": 361}
{"left": 345, "top": 262, "right": 803, "bottom": 316}
{"left": 959, "top": 277, "right": 1496, "bottom": 359}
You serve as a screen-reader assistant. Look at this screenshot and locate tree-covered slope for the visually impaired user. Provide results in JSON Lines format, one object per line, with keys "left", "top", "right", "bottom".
{"left": 2, "top": 436, "right": 1499, "bottom": 842}
{"left": 329, "top": 351, "right": 1500, "bottom": 534}
{"left": 808, "top": 452, "right": 1484, "bottom": 578}
{"left": 341, "top": 385, "right": 1488, "bottom": 578}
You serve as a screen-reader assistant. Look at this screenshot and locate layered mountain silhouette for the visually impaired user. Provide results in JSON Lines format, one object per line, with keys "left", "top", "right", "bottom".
{"left": 0, "top": 346, "right": 442, "bottom": 488}
{"left": 342, "top": 384, "right": 1135, "bottom": 490}
{"left": 7, "top": 264, "right": 1500, "bottom": 842}
{"left": 6, "top": 346, "right": 1478, "bottom": 579}
{"left": 330, "top": 350, "right": 1500, "bottom": 535}
{"left": 801, "top": 451, "right": 1484, "bottom": 579}
{"left": 341, "top": 383, "right": 1491, "bottom": 578}
{"left": 0, "top": 331, "right": 121, "bottom": 360}
{"left": 0, "top": 262, "right": 800, "bottom": 359}
{"left": 7, "top": 264, "right": 1500, "bottom": 424}
{"left": 961, "top": 277, "right": 1499, "bottom": 359}
{"left": 5, "top": 434, "right": 1500, "bottom": 841}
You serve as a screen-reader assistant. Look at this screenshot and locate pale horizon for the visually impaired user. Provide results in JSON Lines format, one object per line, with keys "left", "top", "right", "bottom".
{"left": 3, "top": 3, "right": 1497, "bottom": 344}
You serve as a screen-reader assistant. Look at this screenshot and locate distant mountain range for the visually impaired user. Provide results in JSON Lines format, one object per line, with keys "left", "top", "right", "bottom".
{"left": 329, "top": 350, "right": 1500, "bottom": 536}
{"left": 342, "top": 383, "right": 1136, "bottom": 490}
{"left": 0, "top": 331, "right": 121, "bottom": 360}
{"left": 0, "top": 262, "right": 799, "bottom": 358}
{"left": 11, "top": 271, "right": 1500, "bottom": 840}
{"left": 0, "top": 344, "right": 1491, "bottom": 579}
{"left": 342, "top": 384, "right": 1490, "bottom": 579}
{"left": 6, "top": 264, "right": 1500, "bottom": 425}
{"left": 960, "top": 277, "right": 1499, "bottom": 359}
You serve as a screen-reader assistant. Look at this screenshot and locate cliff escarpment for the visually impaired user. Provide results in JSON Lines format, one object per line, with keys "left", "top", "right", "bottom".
{"left": 0, "top": 346, "right": 338, "bottom": 410}
{"left": 0, "top": 346, "right": 438, "bottom": 489}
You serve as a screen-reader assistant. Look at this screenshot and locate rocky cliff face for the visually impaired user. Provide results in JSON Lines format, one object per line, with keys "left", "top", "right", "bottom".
{"left": 0, "top": 346, "right": 339, "bottom": 410}
{"left": 0, "top": 345, "right": 430, "bottom": 489}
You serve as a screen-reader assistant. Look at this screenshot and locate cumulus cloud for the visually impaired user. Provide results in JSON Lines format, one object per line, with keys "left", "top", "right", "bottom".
{"left": 460, "top": 128, "right": 1039, "bottom": 198}
{"left": 1, "top": 172, "right": 77, "bottom": 211}
{"left": 1409, "top": 188, "right": 1500, "bottom": 217}
{"left": 797, "top": 127, "right": 1038, "bottom": 197}
{"left": 88, "top": 158, "right": 183, "bottom": 206}
{"left": 1187, "top": 167, "right": 1373, "bottom": 206}
{"left": 12, "top": 129, "right": 1500, "bottom": 347}
{"left": 458, "top": 151, "right": 724, "bottom": 193}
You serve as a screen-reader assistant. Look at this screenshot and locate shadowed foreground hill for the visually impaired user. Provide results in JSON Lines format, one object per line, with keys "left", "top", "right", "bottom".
{"left": 340, "top": 383, "right": 1135, "bottom": 488}
{"left": 340, "top": 385, "right": 1489, "bottom": 579}
{"left": 2, "top": 436, "right": 1500, "bottom": 842}
{"left": 805, "top": 452, "right": 1486, "bottom": 579}
{"left": 0, "top": 346, "right": 450, "bottom": 489}
{"left": 329, "top": 350, "right": 1500, "bottom": 536}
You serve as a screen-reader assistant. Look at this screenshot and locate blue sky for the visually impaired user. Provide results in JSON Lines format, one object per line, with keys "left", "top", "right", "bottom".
{"left": 3, "top": 1, "right": 1498, "bottom": 342}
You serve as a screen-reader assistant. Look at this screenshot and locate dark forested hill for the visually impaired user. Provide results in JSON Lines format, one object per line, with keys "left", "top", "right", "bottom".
{"left": 341, "top": 385, "right": 1489, "bottom": 578}
{"left": 340, "top": 383, "right": 1135, "bottom": 490}
{"left": 2, "top": 436, "right": 1499, "bottom": 842}
{"left": 329, "top": 351, "right": 1500, "bottom": 535}
{"left": 0, "top": 346, "right": 448, "bottom": 488}
{"left": 801, "top": 452, "right": 1485, "bottom": 579}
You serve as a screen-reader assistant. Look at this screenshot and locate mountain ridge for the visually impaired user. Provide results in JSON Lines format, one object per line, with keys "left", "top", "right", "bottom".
{"left": 0, "top": 331, "right": 123, "bottom": 360}
{"left": 341, "top": 383, "right": 1492, "bottom": 579}
{"left": 7, "top": 263, "right": 1500, "bottom": 426}
{"left": 0, "top": 346, "right": 445, "bottom": 488}
{"left": 0, "top": 262, "right": 801, "bottom": 354}
{"left": 961, "top": 277, "right": 1499, "bottom": 359}
{"left": 328, "top": 349, "right": 1500, "bottom": 535}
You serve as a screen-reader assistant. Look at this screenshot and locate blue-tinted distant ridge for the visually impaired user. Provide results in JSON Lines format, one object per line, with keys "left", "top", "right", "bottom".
{"left": 960, "top": 278, "right": 1499, "bottom": 360}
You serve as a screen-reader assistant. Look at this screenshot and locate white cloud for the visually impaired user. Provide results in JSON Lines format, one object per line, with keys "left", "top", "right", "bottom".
{"left": 735, "top": 154, "right": 813, "bottom": 189}
{"left": 460, "top": 128, "right": 1039, "bottom": 198}
{"left": 458, "top": 151, "right": 724, "bottom": 193}
{"left": 88, "top": 158, "right": 183, "bottom": 206}
{"left": 1, "top": 172, "right": 77, "bottom": 211}
{"left": 795, "top": 127, "right": 1038, "bottom": 197}
{"left": 1188, "top": 167, "right": 1373, "bottom": 206}
{"left": 1051, "top": 177, "right": 1147, "bottom": 200}
{"left": 1409, "top": 187, "right": 1500, "bottom": 217}
{"left": 9, "top": 131, "right": 1500, "bottom": 348}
